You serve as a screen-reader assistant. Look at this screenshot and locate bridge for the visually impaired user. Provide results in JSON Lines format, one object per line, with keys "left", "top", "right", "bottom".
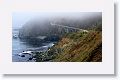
{"left": 50, "top": 23, "right": 88, "bottom": 33}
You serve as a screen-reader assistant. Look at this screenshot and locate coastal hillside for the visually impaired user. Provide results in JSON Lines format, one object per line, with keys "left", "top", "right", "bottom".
{"left": 35, "top": 28, "right": 102, "bottom": 62}
{"left": 53, "top": 31, "right": 102, "bottom": 62}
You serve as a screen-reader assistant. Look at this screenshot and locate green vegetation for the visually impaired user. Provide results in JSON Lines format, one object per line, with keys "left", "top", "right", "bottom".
{"left": 34, "top": 29, "right": 102, "bottom": 62}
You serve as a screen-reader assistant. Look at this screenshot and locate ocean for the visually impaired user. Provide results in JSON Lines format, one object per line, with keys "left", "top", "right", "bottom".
{"left": 12, "top": 28, "right": 54, "bottom": 62}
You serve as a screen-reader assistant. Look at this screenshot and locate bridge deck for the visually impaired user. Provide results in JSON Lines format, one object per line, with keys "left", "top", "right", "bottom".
{"left": 50, "top": 23, "right": 88, "bottom": 32}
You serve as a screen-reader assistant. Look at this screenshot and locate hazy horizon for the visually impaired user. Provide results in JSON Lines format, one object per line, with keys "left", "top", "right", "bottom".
{"left": 12, "top": 12, "right": 102, "bottom": 29}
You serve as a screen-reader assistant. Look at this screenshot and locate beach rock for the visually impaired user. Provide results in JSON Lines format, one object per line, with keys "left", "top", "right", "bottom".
{"left": 29, "top": 57, "right": 33, "bottom": 60}
{"left": 21, "top": 55, "right": 25, "bottom": 57}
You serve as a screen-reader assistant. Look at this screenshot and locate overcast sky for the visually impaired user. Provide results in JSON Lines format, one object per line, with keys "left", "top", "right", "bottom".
{"left": 12, "top": 12, "right": 102, "bottom": 28}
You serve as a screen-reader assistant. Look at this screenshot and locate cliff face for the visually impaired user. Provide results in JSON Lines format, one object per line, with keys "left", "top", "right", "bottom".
{"left": 35, "top": 30, "right": 102, "bottom": 62}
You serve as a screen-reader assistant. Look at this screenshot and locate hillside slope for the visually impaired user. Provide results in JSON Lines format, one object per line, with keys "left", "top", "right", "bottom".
{"left": 35, "top": 30, "right": 102, "bottom": 62}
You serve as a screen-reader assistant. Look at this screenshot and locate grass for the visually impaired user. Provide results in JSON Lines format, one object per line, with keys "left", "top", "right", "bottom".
{"left": 34, "top": 30, "right": 102, "bottom": 62}
{"left": 52, "top": 30, "right": 102, "bottom": 62}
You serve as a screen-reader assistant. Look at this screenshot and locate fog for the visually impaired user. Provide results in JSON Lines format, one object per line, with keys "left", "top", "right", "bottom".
{"left": 12, "top": 12, "right": 102, "bottom": 28}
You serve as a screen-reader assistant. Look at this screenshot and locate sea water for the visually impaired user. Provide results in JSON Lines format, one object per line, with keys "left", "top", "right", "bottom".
{"left": 12, "top": 28, "right": 54, "bottom": 62}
